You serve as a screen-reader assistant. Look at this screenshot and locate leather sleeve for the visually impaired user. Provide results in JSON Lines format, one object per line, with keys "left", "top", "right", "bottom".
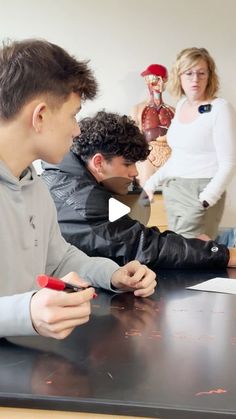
{"left": 135, "top": 228, "right": 229, "bottom": 269}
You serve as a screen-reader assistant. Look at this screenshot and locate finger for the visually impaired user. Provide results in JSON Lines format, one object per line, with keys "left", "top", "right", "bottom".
{"left": 124, "top": 260, "right": 141, "bottom": 270}
{"left": 127, "top": 266, "right": 149, "bottom": 285}
{"left": 132, "top": 273, "right": 157, "bottom": 297}
{"left": 134, "top": 273, "right": 157, "bottom": 290}
{"left": 121, "top": 270, "right": 149, "bottom": 289}
{"left": 58, "top": 287, "right": 95, "bottom": 307}
{"left": 39, "top": 287, "right": 95, "bottom": 308}
{"left": 46, "top": 302, "right": 91, "bottom": 327}
{"left": 61, "top": 271, "right": 90, "bottom": 288}
{"left": 42, "top": 314, "right": 91, "bottom": 339}
{"left": 134, "top": 285, "right": 155, "bottom": 298}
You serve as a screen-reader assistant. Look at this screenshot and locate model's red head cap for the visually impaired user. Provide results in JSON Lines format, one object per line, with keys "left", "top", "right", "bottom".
{"left": 141, "top": 64, "right": 168, "bottom": 81}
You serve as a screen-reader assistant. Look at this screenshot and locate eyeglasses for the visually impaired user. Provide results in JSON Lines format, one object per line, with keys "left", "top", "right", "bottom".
{"left": 182, "top": 70, "right": 209, "bottom": 80}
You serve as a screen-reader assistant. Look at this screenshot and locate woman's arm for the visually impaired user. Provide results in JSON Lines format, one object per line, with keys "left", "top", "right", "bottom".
{"left": 199, "top": 101, "right": 236, "bottom": 206}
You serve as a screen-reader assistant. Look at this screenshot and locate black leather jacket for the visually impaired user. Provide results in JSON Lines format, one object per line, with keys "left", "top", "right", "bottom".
{"left": 41, "top": 152, "right": 229, "bottom": 270}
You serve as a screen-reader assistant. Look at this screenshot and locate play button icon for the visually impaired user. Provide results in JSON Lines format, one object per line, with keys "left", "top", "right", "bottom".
{"left": 84, "top": 177, "right": 151, "bottom": 240}
{"left": 108, "top": 197, "right": 130, "bottom": 222}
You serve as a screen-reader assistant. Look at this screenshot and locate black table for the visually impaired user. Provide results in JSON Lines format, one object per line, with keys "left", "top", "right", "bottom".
{"left": 1, "top": 268, "right": 236, "bottom": 418}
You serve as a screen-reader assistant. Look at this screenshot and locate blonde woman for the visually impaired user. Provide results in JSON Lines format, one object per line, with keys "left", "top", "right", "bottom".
{"left": 144, "top": 48, "right": 236, "bottom": 239}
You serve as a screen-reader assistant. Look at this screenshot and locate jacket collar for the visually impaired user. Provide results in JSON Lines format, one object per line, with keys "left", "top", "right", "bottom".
{"left": 43, "top": 151, "right": 96, "bottom": 183}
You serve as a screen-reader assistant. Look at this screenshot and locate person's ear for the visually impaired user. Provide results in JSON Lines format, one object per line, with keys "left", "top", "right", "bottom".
{"left": 32, "top": 102, "right": 47, "bottom": 133}
{"left": 92, "top": 153, "right": 105, "bottom": 173}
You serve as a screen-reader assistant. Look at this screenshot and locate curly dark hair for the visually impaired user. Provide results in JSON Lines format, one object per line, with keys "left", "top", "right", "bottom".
{"left": 71, "top": 111, "right": 150, "bottom": 163}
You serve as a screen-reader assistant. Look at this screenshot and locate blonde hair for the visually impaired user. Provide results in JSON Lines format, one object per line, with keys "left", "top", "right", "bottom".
{"left": 167, "top": 47, "right": 219, "bottom": 99}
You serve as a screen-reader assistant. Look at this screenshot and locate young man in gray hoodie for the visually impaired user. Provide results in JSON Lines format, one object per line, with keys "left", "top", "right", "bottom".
{"left": 0, "top": 39, "right": 156, "bottom": 340}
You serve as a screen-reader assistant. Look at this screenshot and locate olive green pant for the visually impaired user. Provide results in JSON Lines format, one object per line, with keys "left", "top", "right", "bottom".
{"left": 162, "top": 178, "right": 226, "bottom": 239}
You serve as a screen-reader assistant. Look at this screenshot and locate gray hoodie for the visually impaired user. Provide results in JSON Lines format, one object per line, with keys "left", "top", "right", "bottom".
{"left": 0, "top": 161, "right": 119, "bottom": 337}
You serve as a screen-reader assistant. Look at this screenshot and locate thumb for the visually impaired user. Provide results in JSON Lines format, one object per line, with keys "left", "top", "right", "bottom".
{"left": 123, "top": 260, "right": 141, "bottom": 273}
{"left": 61, "top": 272, "right": 90, "bottom": 288}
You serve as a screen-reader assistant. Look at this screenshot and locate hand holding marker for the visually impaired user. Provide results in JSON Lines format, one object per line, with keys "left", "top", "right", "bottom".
{"left": 37, "top": 275, "right": 97, "bottom": 298}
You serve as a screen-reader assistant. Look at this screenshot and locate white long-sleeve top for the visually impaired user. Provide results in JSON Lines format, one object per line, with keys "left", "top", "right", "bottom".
{"left": 144, "top": 97, "right": 236, "bottom": 206}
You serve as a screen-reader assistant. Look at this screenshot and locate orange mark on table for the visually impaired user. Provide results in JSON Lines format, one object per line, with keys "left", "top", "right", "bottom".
{"left": 195, "top": 388, "right": 227, "bottom": 396}
{"left": 125, "top": 329, "right": 142, "bottom": 337}
{"left": 110, "top": 306, "right": 125, "bottom": 310}
{"left": 148, "top": 333, "right": 162, "bottom": 339}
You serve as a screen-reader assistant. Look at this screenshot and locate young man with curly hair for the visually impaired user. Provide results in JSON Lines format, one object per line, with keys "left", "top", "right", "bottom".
{"left": 0, "top": 40, "right": 156, "bottom": 340}
{"left": 42, "top": 111, "right": 236, "bottom": 270}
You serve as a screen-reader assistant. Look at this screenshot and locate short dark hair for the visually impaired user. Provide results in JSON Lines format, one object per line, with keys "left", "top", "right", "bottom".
{"left": 0, "top": 38, "right": 98, "bottom": 120}
{"left": 71, "top": 111, "right": 150, "bottom": 163}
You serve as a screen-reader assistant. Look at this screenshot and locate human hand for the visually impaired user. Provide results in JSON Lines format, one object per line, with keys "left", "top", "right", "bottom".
{"left": 111, "top": 260, "right": 157, "bottom": 297}
{"left": 30, "top": 272, "right": 95, "bottom": 339}
{"left": 197, "top": 233, "right": 211, "bottom": 241}
{"left": 226, "top": 268, "right": 236, "bottom": 278}
{"left": 227, "top": 248, "right": 236, "bottom": 267}
{"left": 139, "top": 189, "right": 153, "bottom": 206}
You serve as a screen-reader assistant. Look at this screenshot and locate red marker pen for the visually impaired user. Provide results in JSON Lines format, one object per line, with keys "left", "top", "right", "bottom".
{"left": 37, "top": 275, "right": 97, "bottom": 298}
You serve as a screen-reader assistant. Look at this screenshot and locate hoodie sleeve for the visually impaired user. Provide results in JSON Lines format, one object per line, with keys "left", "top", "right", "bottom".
{"left": 0, "top": 292, "right": 37, "bottom": 337}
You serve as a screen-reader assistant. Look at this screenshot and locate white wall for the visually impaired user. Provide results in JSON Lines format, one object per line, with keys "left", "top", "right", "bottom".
{"left": 0, "top": 0, "right": 235, "bottom": 225}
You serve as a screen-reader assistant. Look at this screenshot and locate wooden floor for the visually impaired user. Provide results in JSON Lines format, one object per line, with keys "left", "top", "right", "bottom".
{"left": 0, "top": 407, "right": 153, "bottom": 419}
